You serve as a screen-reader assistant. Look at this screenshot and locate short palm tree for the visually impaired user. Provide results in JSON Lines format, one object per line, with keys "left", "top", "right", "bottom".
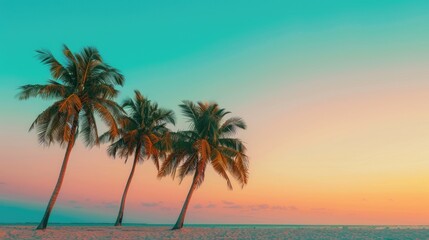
{"left": 18, "top": 45, "right": 124, "bottom": 230}
{"left": 105, "top": 90, "right": 175, "bottom": 226}
{"left": 158, "top": 101, "right": 249, "bottom": 230}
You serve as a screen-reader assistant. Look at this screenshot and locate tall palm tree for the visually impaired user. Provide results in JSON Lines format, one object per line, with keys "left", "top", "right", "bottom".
{"left": 105, "top": 90, "right": 175, "bottom": 226}
{"left": 18, "top": 45, "right": 124, "bottom": 230}
{"left": 158, "top": 101, "right": 249, "bottom": 230}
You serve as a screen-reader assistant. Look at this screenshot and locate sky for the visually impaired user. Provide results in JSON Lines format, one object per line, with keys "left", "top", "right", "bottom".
{"left": 1, "top": 0, "right": 429, "bottom": 225}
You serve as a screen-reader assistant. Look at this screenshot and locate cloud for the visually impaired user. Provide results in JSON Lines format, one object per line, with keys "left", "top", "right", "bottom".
{"left": 311, "top": 208, "right": 327, "bottom": 211}
{"left": 250, "top": 204, "right": 270, "bottom": 211}
{"left": 221, "top": 200, "right": 242, "bottom": 209}
{"left": 141, "top": 202, "right": 176, "bottom": 211}
{"left": 68, "top": 200, "right": 78, "bottom": 204}
{"left": 66, "top": 200, "right": 84, "bottom": 209}
{"left": 160, "top": 206, "right": 174, "bottom": 211}
{"left": 206, "top": 203, "right": 216, "bottom": 208}
{"left": 225, "top": 204, "right": 242, "bottom": 209}
{"left": 193, "top": 203, "right": 217, "bottom": 209}
{"left": 271, "top": 205, "right": 297, "bottom": 211}
{"left": 101, "top": 201, "right": 118, "bottom": 209}
{"left": 142, "top": 201, "right": 163, "bottom": 207}
{"left": 221, "top": 201, "right": 299, "bottom": 212}
{"left": 222, "top": 201, "right": 235, "bottom": 205}
{"left": 247, "top": 204, "right": 297, "bottom": 212}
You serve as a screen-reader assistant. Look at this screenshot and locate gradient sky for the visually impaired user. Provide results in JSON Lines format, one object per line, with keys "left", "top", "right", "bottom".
{"left": 1, "top": 0, "right": 429, "bottom": 225}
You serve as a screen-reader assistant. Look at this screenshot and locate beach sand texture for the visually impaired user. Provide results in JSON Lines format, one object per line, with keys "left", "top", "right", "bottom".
{"left": 1, "top": 226, "right": 429, "bottom": 239}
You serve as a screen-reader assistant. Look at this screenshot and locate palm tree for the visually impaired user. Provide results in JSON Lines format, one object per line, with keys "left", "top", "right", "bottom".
{"left": 158, "top": 101, "right": 249, "bottom": 230}
{"left": 105, "top": 90, "right": 175, "bottom": 226}
{"left": 18, "top": 45, "right": 124, "bottom": 230}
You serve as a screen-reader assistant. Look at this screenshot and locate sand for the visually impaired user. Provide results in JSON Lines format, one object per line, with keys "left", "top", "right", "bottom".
{"left": 1, "top": 225, "right": 429, "bottom": 239}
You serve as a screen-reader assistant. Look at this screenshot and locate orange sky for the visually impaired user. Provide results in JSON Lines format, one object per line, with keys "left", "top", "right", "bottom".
{"left": 2, "top": 63, "right": 429, "bottom": 224}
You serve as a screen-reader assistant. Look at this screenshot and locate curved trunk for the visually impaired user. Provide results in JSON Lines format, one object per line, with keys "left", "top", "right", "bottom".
{"left": 172, "top": 161, "right": 205, "bottom": 230}
{"left": 36, "top": 121, "right": 78, "bottom": 230}
{"left": 114, "top": 146, "right": 141, "bottom": 226}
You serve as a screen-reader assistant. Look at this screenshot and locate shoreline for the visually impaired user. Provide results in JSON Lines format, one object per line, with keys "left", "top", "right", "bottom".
{"left": 1, "top": 225, "right": 429, "bottom": 239}
{"left": 1, "top": 223, "right": 429, "bottom": 228}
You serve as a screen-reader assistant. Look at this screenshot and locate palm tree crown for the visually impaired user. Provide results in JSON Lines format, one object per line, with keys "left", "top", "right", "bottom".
{"left": 18, "top": 45, "right": 124, "bottom": 147}
{"left": 160, "top": 101, "right": 248, "bottom": 189}
{"left": 106, "top": 90, "right": 175, "bottom": 166}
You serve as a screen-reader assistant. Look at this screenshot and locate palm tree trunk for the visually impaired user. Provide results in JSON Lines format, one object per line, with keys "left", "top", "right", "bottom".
{"left": 172, "top": 161, "right": 205, "bottom": 230}
{"left": 36, "top": 121, "right": 78, "bottom": 230}
{"left": 114, "top": 146, "right": 141, "bottom": 226}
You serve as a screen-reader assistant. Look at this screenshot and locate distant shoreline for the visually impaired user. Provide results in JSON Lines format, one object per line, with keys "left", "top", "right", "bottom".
{"left": 1, "top": 223, "right": 428, "bottom": 229}
{"left": 1, "top": 225, "right": 429, "bottom": 239}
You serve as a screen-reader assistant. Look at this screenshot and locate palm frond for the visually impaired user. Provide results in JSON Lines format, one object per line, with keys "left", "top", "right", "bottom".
{"left": 219, "top": 117, "right": 247, "bottom": 135}
{"left": 58, "top": 94, "right": 82, "bottom": 115}
{"left": 36, "top": 49, "right": 68, "bottom": 79}
{"left": 211, "top": 148, "right": 233, "bottom": 190}
{"left": 80, "top": 106, "right": 99, "bottom": 147}
{"left": 177, "top": 154, "right": 197, "bottom": 183}
{"left": 219, "top": 138, "right": 247, "bottom": 152}
{"left": 93, "top": 101, "right": 119, "bottom": 139}
{"left": 17, "top": 82, "right": 68, "bottom": 100}
{"left": 91, "top": 63, "right": 124, "bottom": 86}
{"left": 232, "top": 152, "right": 249, "bottom": 187}
{"left": 179, "top": 101, "right": 200, "bottom": 127}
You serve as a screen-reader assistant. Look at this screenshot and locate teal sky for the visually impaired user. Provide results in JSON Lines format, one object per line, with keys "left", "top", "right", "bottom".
{"left": 1, "top": 0, "right": 429, "bottom": 224}
{"left": 2, "top": 1, "right": 428, "bottom": 91}
{"left": 1, "top": 0, "right": 428, "bottom": 123}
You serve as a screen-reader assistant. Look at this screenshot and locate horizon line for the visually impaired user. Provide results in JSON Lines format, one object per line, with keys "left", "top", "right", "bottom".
{"left": 1, "top": 223, "right": 428, "bottom": 227}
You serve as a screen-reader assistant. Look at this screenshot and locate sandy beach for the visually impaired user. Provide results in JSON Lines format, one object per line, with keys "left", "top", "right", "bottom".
{"left": 1, "top": 225, "right": 428, "bottom": 239}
